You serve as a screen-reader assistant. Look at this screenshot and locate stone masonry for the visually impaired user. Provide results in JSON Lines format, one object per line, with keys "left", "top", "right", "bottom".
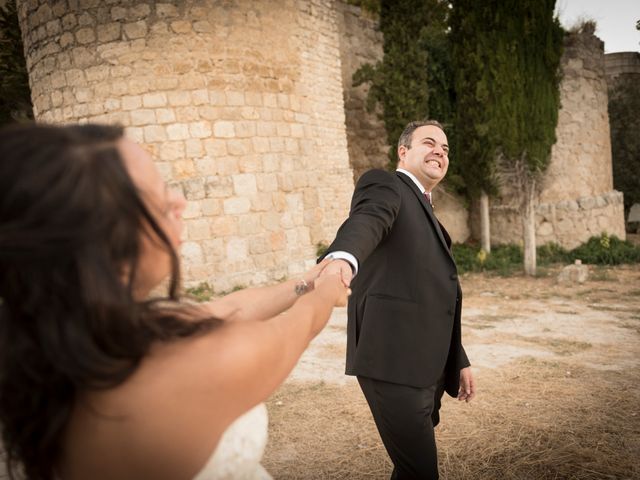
{"left": 17, "top": 0, "right": 355, "bottom": 292}
{"left": 336, "top": 1, "right": 387, "bottom": 181}
{"left": 16, "top": 1, "right": 626, "bottom": 284}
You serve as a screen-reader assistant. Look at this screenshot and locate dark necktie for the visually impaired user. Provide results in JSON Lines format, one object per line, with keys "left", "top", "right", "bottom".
{"left": 424, "top": 191, "right": 432, "bottom": 206}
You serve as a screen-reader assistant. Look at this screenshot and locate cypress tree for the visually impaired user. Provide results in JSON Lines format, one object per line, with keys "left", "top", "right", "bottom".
{"left": 353, "top": 0, "right": 454, "bottom": 168}
{"left": 0, "top": 0, "right": 33, "bottom": 124}
{"left": 451, "top": 0, "right": 563, "bottom": 273}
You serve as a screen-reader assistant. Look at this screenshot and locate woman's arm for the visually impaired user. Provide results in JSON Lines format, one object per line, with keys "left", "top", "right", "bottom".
{"left": 202, "top": 258, "right": 331, "bottom": 322}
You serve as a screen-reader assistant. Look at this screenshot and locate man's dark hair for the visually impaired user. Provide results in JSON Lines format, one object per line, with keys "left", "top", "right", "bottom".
{"left": 397, "top": 119, "right": 445, "bottom": 150}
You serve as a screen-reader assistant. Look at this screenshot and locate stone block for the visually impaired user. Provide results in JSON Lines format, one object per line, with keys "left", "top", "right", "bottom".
{"left": 237, "top": 214, "right": 262, "bottom": 235}
{"left": 191, "top": 89, "right": 209, "bottom": 105}
{"left": 203, "top": 139, "right": 228, "bottom": 156}
{"left": 76, "top": 27, "right": 96, "bottom": 44}
{"left": 205, "top": 176, "right": 233, "bottom": 198}
{"left": 189, "top": 121, "right": 212, "bottom": 138}
{"left": 211, "top": 215, "right": 237, "bottom": 236}
{"left": 185, "top": 139, "right": 204, "bottom": 157}
{"left": 111, "top": 6, "right": 127, "bottom": 21}
{"left": 130, "top": 109, "right": 156, "bottom": 126}
{"left": 252, "top": 137, "right": 270, "bottom": 153}
{"left": 227, "top": 139, "right": 252, "bottom": 156}
{"left": 235, "top": 121, "right": 257, "bottom": 138}
{"left": 175, "top": 106, "right": 199, "bottom": 122}
{"left": 257, "top": 122, "right": 277, "bottom": 137}
{"left": 167, "top": 123, "right": 190, "bottom": 140}
{"left": 183, "top": 178, "right": 206, "bottom": 200}
{"left": 168, "top": 91, "right": 191, "bottom": 106}
{"left": 129, "top": 4, "right": 151, "bottom": 19}
{"left": 59, "top": 32, "right": 74, "bottom": 48}
{"left": 62, "top": 13, "right": 77, "bottom": 29}
{"left": 181, "top": 200, "right": 201, "bottom": 220}
{"left": 186, "top": 218, "right": 211, "bottom": 240}
{"left": 578, "top": 196, "right": 597, "bottom": 209}
{"left": 104, "top": 98, "right": 121, "bottom": 112}
{"left": 226, "top": 91, "right": 245, "bottom": 106}
{"left": 156, "top": 108, "right": 177, "bottom": 124}
{"left": 123, "top": 20, "right": 147, "bottom": 40}
{"left": 143, "top": 125, "right": 167, "bottom": 143}
{"left": 557, "top": 260, "right": 589, "bottom": 284}
{"left": 142, "top": 93, "right": 168, "bottom": 108}
{"left": 232, "top": 174, "right": 258, "bottom": 196}
{"left": 201, "top": 199, "right": 221, "bottom": 216}
{"left": 223, "top": 197, "right": 251, "bottom": 215}
{"left": 156, "top": 3, "right": 179, "bottom": 19}
{"left": 213, "top": 121, "right": 235, "bottom": 138}
{"left": 171, "top": 20, "right": 192, "bottom": 34}
{"left": 172, "top": 159, "right": 196, "bottom": 178}
{"left": 193, "top": 20, "right": 213, "bottom": 33}
{"left": 181, "top": 241, "right": 204, "bottom": 264}
{"left": 226, "top": 238, "right": 248, "bottom": 262}
{"left": 121, "top": 95, "right": 142, "bottom": 111}
{"left": 45, "top": 19, "right": 61, "bottom": 36}
{"left": 85, "top": 65, "right": 109, "bottom": 82}
{"left": 158, "top": 141, "right": 185, "bottom": 161}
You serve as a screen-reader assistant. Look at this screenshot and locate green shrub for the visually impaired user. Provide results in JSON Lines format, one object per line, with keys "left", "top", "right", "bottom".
{"left": 569, "top": 233, "right": 640, "bottom": 265}
{"left": 451, "top": 243, "right": 480, "bottom": 273}
{"left": 452, "top": 243, "right": 523, "bottom": 275}
{"left": 185, "top": 282, "right": 214, "bottom": 302}
{"left": 538, "top": 242, "right": 570, "bottom": 265}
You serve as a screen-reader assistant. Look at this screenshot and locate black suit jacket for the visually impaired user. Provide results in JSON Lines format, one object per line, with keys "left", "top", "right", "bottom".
{"left": 322, "top": 169, "right": 470, "bottom": 397}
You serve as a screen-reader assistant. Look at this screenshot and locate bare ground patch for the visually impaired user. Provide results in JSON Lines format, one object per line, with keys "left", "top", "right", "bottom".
{"left": 263, "top": 265, "right": 640, "bottom": 479}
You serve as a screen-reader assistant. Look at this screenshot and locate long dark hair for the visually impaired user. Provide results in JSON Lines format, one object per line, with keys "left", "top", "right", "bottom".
{"left": 0, "top": 123, "right": 214, "bottom": 479}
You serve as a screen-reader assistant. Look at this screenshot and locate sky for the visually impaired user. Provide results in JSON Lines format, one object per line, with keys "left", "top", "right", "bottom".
{"left": 555, "top": 0, "right": 640, "bottom": 53}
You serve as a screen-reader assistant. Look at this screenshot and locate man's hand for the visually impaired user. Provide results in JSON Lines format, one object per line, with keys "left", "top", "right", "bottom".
{"left": 457, "top": 367, "right": 476, "bottom": 403}
{"left": 319, "top": 259, "right": 353, "bottom": 288}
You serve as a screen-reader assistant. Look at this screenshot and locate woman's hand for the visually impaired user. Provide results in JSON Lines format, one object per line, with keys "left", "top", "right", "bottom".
{"left": 313, "top": 272, "right": 351, "bottom": 307}
{"left": 300, "top": 258, "right": 332, "bottom": 292}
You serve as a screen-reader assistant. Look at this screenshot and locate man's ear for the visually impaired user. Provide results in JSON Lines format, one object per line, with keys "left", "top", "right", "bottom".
{"left": 397, "top": 145, "right": 406, "bottom": 163}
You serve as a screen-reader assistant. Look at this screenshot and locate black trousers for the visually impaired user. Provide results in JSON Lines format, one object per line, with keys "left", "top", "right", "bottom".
{"left": 358, "top": 375, "right": 446, "bottom": 480}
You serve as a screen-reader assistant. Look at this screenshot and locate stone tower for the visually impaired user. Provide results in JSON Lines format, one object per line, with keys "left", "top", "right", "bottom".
{"left": 16, "top": 0, "right": 356, "bottom": 291}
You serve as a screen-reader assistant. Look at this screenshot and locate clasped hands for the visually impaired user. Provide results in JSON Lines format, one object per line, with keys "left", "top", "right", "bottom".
{"left": 301, "top": 258, "right": 353, "bottom": 307}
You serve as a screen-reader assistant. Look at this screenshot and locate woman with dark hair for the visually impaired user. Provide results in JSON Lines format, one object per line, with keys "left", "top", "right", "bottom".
{"left": 0, "top": 123, "right": 350, "bottom": 480}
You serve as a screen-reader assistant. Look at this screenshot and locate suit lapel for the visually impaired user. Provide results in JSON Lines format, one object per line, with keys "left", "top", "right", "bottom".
{"left": 396, "top": 172, "right": 454, "bottom": 262}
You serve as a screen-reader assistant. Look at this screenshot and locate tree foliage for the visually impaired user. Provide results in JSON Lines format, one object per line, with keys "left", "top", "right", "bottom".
{"left": 0, "top": 0, "right": 33, "bottom": 125}
{"left": 352, "top": 0, "right": 455, "bottom": 169}
{"left": 450, "top": 0, "right": 564, "bottom": 197}
{"left": 608, "top": 75, "right": 640, "bottom": 215}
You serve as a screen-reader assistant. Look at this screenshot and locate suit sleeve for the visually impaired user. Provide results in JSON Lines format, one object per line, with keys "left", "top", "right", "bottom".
{"left": 459, "top": 345, "right": 470, "bottom": 369}
{"left": 321, "top": 169, "right": 401, "bottom": 266}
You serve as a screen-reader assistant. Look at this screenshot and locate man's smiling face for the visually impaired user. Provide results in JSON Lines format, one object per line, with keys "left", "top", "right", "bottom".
{"left": 397, "top": 125, "right": 449, "bottom": 191}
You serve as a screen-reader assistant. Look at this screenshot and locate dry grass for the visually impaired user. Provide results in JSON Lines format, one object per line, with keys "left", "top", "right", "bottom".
{"left": 263, "top": 265, "right": 640, "bottom": 479}
{"left": 264, "top": 358, "right": 640, "bottom": 479}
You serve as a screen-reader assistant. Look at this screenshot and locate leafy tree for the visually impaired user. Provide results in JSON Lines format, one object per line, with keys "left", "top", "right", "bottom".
{"left": 450, "top": 0, "right": 563, "bottom": 273}
{"left": 608, "top": 75, "right": 640, "bottom": 217}
{"left": 0, "top": 0, "right": 33, "bottom": 125}
{"left": 352, "top": 0, "right": 455, "bottom": 170}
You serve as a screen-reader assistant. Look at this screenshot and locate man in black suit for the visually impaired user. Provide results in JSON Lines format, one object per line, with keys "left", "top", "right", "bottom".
{"left": 319, "top": 120, "right": 475, "bottom": 479}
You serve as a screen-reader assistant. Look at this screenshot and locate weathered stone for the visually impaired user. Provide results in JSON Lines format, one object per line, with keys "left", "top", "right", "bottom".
{"left": 557, "top": 260, "right": 589, "bottom": 284}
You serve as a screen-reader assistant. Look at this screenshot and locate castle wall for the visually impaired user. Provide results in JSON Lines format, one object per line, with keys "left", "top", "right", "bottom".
{"left": 486, "top": 30, "right": 626, "bottom": 249}
{"left": 336, "top": 2, "right": 387, "bottom": 181}
{"left": 17, "top": 0, "right": 354, "bottom": 292}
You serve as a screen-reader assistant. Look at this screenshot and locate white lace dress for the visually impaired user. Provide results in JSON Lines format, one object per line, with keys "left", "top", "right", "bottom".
{"left": 192, "top": 403, "right": 272, "bottom": 480}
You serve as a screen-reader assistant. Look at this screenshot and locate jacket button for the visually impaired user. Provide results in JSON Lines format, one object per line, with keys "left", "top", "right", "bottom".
{"left": 450, "top": 273, "right": 458, "bottom": 280}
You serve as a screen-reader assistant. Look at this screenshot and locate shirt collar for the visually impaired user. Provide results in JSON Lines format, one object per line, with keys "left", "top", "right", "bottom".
{"left": 396, "top": 168, "right": 428, "bottom": 194}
